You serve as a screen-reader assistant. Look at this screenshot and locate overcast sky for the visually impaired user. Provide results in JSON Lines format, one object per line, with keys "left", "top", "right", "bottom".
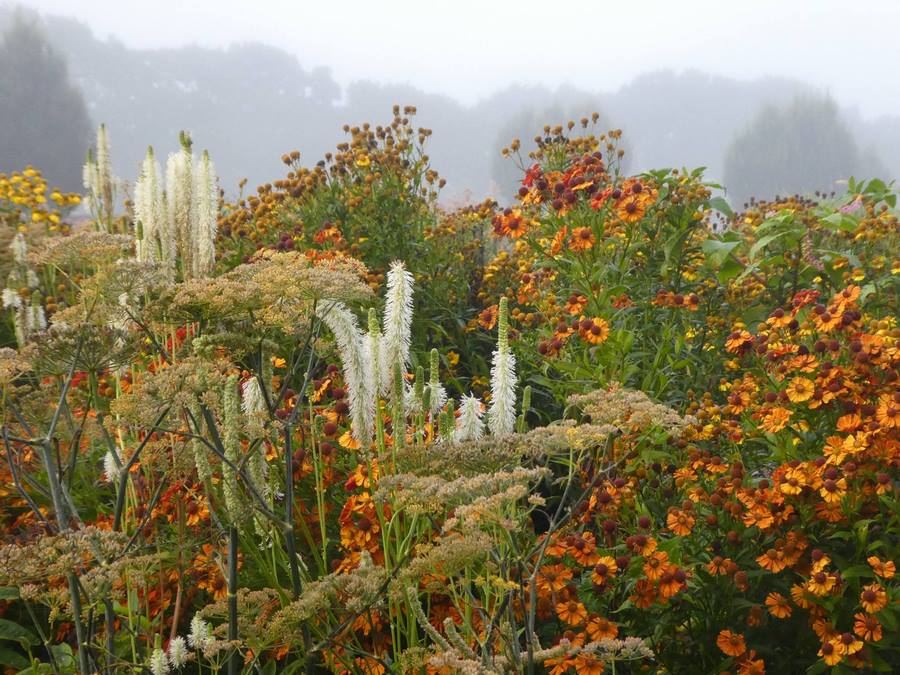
{"left": 16, "top": 0, "right": 900, "bottom": 119}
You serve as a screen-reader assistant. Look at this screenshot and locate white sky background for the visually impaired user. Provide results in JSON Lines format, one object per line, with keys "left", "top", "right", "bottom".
{"left": 16, "top": 0, "right": 900, "bottom": 119}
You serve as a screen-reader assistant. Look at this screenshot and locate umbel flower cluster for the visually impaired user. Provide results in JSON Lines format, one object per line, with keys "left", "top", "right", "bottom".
{"left": 0, "top": 108, "right": 896, "bottom": 675}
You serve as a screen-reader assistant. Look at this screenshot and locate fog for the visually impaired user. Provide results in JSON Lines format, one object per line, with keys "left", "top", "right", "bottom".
{"left": 3, "top": 0, "right": 899, "bottom": 204}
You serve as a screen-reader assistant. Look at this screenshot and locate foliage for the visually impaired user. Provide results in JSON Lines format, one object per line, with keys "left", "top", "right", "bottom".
{"left": 0, "top": 110, "right": 897, "bottom": 675}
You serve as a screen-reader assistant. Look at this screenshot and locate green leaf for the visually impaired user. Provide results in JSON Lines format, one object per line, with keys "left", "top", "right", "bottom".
{"left": 718, "top": 258, "right": 744, "bottom": 282}
{"left": 749, "top": 231, "right": 789, "bottom": 261}
{"left": 0, "top": 587, "right": 19, "bottom": 600}
{"left": 708, "top": 196, "right": 734, "bottom": 218}
{"left": 702, "top": 238, "right": 741, "bottom": 267}
{"left": 0, "top": 646, "right": 29, "bottom": 670}
{"left": 0, "top": 618, "right": 37, "bottom": 645}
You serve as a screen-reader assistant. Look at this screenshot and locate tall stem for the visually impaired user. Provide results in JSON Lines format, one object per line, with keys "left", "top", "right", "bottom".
{"left": 227, "top": 527, "right": 239, "bottom": 675}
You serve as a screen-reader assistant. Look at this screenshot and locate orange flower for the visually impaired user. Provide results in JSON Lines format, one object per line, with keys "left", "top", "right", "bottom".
{"left": 765, "top": 592, "right": 792, "bottom": 618}
{"left": 666, "top": 508, "right": 695, "bottom": 536}
{"left": 867, "top": 556, "right": 895, "bottom": 579}
{"left": 725, "top": 330, "right": 754, "bottom": 354}
{"left": 785, "top": 376, "right": 814, "bottom": 403}
{"left": 756, "top": 548, "right": 787, "bottom": 573}
{"left": 537, "top": 563, "right": 573, "bottom": 595}
{"left": 572, "top": 654, "right": 605, "bottom": 675}
{"left": 759, "top": 407, "right": 791, "bottom": 434}
{"left": 478, "top": 305, "right": 498, "bottom": 330}
{"left": 875, "top": 395, "right": 899, "bottom": 428}
{"left": 555, "top": 600, "right": 587, "bottom": 626}
{"left": 806, "top": 571, "right": 837, "bottom": 597}
{"left": 630, "top": 578, "right": 657, "bottom": 608}
{"left": 717, "top": 629, "right": 747, "bottom": 657}
{"left": 818, "top": 641, "right": 842, "bottom": 666}
{"left": 569, "top": 226, "right": 596, "bottom": 252}
{"left": 585, "top": 614, "right": 618, "bottom": 641}
{"left": 642, "top": 550, "right": 669, "bottom": 581}
{"left": 834, "top": 632, "right": 864, "bottom": 656}
{"left": 658, "top": 567, "right": 687, "bottom": 599}
{"left": 818, "top": 477, "right": 846, "bottom": 503}
{"left": 853, "top": 612, "right": 882, "bottom": 642}
{"left": 578, "top": 317, "right": 609, "bottom": 346}
{"left": 859, "top": 583, "right": 888, "bottom": 613}
{"left": 591, "top": 557, "right": 618, "bottom": 586}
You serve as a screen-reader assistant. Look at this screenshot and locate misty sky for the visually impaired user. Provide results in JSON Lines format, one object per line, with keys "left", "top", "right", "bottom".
{"left": 15, "top": 0, "right": 900, "bottom": 119}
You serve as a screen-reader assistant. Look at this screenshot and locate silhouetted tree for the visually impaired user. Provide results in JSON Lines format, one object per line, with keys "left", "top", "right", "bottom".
{"left": 724, "top": 95, "right": 885, "bottom": 205}
{"left": 0, "top": 13, "right": 92, "bottom": 191}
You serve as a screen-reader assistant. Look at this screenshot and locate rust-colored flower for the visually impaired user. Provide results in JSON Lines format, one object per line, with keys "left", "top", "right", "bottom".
{"left": 765, "top": 592, "right": 792, "bottom": 618}
{"left": 717, "top": 629, "right": 747, "bottom": 657}
{"left": 867, "top": 556, "right": 895, "bottom": 579}
{"left": 568, "top": 227, "right": 596, "bottom": 252}
{"left": 859, "top": 583, "right": 888, "bottom": 613}
{"left": 585, "top": 614, "right": 618, "bottom": 641}
{"left": 555, "top": 599, "right": 587, "bottom": 626}
{"left": 853, "top": 613, "right": 882, "bottom": 642}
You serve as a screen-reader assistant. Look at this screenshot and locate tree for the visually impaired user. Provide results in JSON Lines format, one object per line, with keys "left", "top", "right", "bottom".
{"left": 723, "top": 95, "right": 886, "bottom": 206}
{"left": 0, "top": 13, "right": 92, "bottom": 192}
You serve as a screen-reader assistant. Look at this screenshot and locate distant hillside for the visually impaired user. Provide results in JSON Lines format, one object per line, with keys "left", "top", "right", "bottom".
{"left": 2, "top": 7, "right": 897, "bottom": 203}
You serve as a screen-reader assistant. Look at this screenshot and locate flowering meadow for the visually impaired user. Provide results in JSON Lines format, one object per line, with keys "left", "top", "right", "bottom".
{"left": 0, "top": 108, "right": 897, "bottom": 674}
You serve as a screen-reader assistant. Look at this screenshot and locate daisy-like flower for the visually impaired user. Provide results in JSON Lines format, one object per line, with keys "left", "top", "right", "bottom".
{"left": 853, "top": 612, "right": 882, "bottom": 642}
{"left": 666, "top": 508, "right": 695, "bottom": 536}
{"left": 658, "top": 567, "right": 687, "bottom": 599}
{"left": 819, "top": 477, "right": 847, "bottom": 503}
{"left": 867, "top": 556, "right": 895, "bottom": 579}
{"left": 537, "top": 564, "right": 573, "bottom": 595}
{"left": 591, "top": 557, "right": 618, "bottom": 586}
{"left": 642, "top": 550, "right": 669, "bottom": 581}
{"left": 806, "top": 571, "right": 837, "bottom": 596}
{"left": 765, "top": 592, "right": 792, "bottom": 618}
{"left": 785, "top": 376, "right": 815, "bottom": 403}
{"left": 555, "top": 599, "right": 587, "bottom": 626}
{"left": 834, "top": 632, "right": 864, "bottom": 656}
{"left": 757, "top": 548, "right": 787, "bottom": 573}
{"left": 760, "top": 407, "right": 792, "bottom": 433}
{"left": 716, "top": 629, "right": 747, "bottom": 657}
{"left": 572, "top": 653, "right": 605, "bottom": 675}
{"left": 568, "top": 226, "right": 596, "bottom": 252}
{"left": 585, "top": 614, "right": 618, "bottom": 641}
{"left": 725, "top": 329, "right": 754, "bottom": 354}
{"left": 859, "top": 583, "right": 888, "bottom": 613}
{"left": 578, "top": 317, "right": 609, "bottom": 345}
{"left": 818, "top": 640, "right": 842, "bottom": 666}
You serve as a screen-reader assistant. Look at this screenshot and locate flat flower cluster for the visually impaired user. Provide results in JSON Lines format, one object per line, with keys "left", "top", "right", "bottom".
{"left": 0, "top": 112, "right": 896, "bottom": 675}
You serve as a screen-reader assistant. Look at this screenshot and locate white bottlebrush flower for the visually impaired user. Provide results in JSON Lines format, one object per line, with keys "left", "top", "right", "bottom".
{"left": 26, "top": 303, "right": 46, "bottom": 333}
{"left": 488, "top": 297, "right": 517, "bottom": 436}
{"left": 95, "top": 124, "right": 112, "bottom": 197}
{"left": 166, "top": 136, "right": 193, "bottom": 276}
{"left": 188, "top": 614, "right": 212, "bottom": 650}
{"left": 135, "top": 146, "right": 165, "bottom": 264}
{"left": 367, "top": 308, "right": 382, "bottom": 397}
{"left": 103, "top": 448, "right": 122, "bottom": 484}
{"left": 379, "top": 260, "right": 414, "bottom": 396}
{"left": 167, "top": 636, "right": 188, "bottom": 668}
{"left": 9, "top": 232, "right": 27, "bottom": 264}
{"left": 241, "top": 377, "right": 267, "bottom": 417}
{"left": 2, "top": 288, "right": 22, "bottom": 310}
{"left": 190, "top": 150, "right": 218, "bottom": 278}
{"left": 149, "top": 647, "right": 170, "bottom": 675}
{"left": 425, "top": 348, "right": 447, "bottom": 416}
{"left": 317, "top": 301, "right": 374, "bottom": 445}
{"left": 453, "top": 394, "right": 485, "bottom": 442}
{"left": 82, "top": 149, "right": 100, "bottom": 195}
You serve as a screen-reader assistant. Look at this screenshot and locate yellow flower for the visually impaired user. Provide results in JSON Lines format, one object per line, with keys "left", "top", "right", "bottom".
{"left": 785, "top": 376, "right": 814, "bottom": 403}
